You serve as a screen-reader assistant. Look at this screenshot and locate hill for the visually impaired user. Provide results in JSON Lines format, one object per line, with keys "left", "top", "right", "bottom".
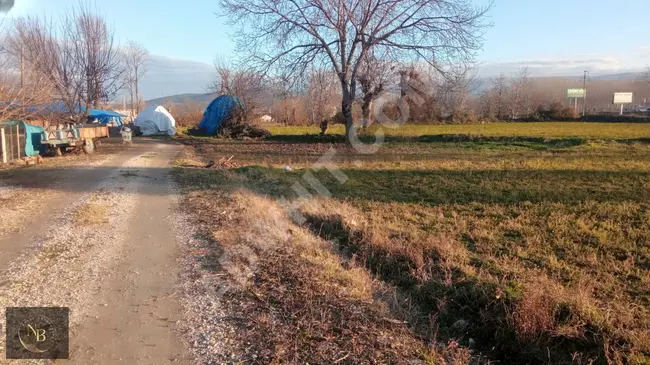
{"left": 146, "top": 93, "right": 216, "bottom": 108}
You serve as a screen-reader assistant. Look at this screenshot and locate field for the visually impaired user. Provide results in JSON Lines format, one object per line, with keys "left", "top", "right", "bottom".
{"left": 173, "top": 123, "right": 650, "bottom": 364}
{"left": 267, "top": 122, "right": 650, "bottom": 140}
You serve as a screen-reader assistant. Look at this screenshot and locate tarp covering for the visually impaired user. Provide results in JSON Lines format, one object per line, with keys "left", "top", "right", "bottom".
{"left": 0, "top": 120, "right": 45, "bottom": 157}
{"left": 27, "top": 101, "right": 86, "bottom": 114}
{"left": 89, "top": 109, "right": 126, "bottom": 127}
{"left": 199, "top": 95, "right": 240, "bottom": 135}
{"left": 134, "top": 106, "right": 176, "bottom": 136}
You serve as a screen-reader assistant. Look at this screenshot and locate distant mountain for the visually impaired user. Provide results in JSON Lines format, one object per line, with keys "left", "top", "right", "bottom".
{"left": 590, "top": 72, "right": 642, "bottom": 81}
{"left": 146, "top": 92, "right": 216, "bottom": 108}
{"left": 146, "top": 72, "right": 646, "bottom": 107}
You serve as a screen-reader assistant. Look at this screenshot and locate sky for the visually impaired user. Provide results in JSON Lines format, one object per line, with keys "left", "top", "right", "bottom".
{"left": 3, "top": 0, "right": 650, "bottom": 98}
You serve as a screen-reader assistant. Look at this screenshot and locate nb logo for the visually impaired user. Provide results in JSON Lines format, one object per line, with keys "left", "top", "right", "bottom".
{"left": 18, "top": 316, "right": 56, "bottom": 354}
{"left": 27, "top": 324, "right": 47, "bottom": 343}
{"left": 6, "top": 307, "right": 69, "bottom": 359}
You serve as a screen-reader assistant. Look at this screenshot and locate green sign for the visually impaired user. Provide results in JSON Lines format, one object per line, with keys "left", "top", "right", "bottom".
{"left": 567, "top": 88, "right": 585, "bottom": 98}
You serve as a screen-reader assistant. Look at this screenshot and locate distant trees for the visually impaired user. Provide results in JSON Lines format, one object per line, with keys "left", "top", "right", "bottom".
{"left": 209, "top": 57, "right": 264, "bottom": 122}
{"left": 220, "top": 0, "right": 491, "bottom": 142}
{"left": 305, "top": 69, "right": 339, "bottom": 125}
{"left": 510, "top": 67, "right": 533, "bottom": 118}
{"left": 357, "top": 54, "right": 394, "bottom": 128}
{"left": 479, "top": 67, "right": 534, "bottom": 120}
{"left": 123, "top": 41, "right": 149, "bottom": 116}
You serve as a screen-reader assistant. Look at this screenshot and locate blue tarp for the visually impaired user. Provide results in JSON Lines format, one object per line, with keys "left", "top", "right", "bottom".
{"left": 26, "top": 101, "right": 86, "bottom": 114}
{"left": 199, "top": 95, "right": 240, "bottom": 135}
{"left": 89, "top": 109, "right": 126, "bottom": 126}
{"left": 0, "top": 120, "right": 45, "bottom": 157}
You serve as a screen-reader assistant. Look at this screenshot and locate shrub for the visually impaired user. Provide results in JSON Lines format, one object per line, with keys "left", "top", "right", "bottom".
{"left": 536, "top": 102, "right": 579, "bottom": 120}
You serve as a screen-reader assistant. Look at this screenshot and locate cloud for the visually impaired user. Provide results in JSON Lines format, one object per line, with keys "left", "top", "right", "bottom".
{"left": 478, "top": 54, "right": 645, "bottom": 78}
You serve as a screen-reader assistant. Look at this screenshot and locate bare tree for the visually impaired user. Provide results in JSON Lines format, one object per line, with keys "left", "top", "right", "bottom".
{"left": 10, "top": 16, "right": 85, "bottom": 121}
{"left": 209, "top": 57, "right": 264, "bottom": 122}
{"left": 0, "top": 47, "right": 56, "bottom": 120}
{"left": 357, "top": 53, "right": 395, "bottom": 128}
{"left": 510, "top": 67, "right": 532, "bottom": 118}
{"left": 220, "top": 0, "right": 491, "bottom": 142}
{"left": 437, "top": 67, "right": 477, "bottom": 119}
{"left": 123, "top": 41, "right": 149, "bottom": 116}
{"left": 479, "top": 73, "right": 510, "bottom": 119}
{"left": 306, "top": 68, "right": 339, "bottom": 125}
{"left": 69, "top": 3, "right": 124, "bottom": 110}
{"left": 10, "top": 4, "right": 124, "bottom": 121}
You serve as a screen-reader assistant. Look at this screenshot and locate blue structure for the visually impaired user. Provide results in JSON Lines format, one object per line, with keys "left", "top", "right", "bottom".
{"left": 199, "top": 95, "right": 241, "bottom": 135}
{"left": 27, "top": 101, "right": 86, "bottom": 114}
{"left": 89, "top": 109, "right": 126, "bottom": 126}
{"left": 0, "top": 121, "right": 45, "bottom": 157}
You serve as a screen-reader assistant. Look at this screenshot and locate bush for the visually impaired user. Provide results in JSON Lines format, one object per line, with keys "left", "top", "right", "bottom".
{"left": 449, "top": 111, "right": 479, "bottom": 124}
{"left": 174, "top": 103, "right": 205, "bottom": 128}
{"left": 536, "top": 102, "right": 579, "bottom": 120}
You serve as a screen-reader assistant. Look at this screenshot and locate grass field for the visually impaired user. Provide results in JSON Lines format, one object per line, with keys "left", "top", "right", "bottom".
{"left": 267, "top": 122, "right": 650, "bottom": 140}
{"left": 173, "top": 123, "right": 650, "bottom": 364}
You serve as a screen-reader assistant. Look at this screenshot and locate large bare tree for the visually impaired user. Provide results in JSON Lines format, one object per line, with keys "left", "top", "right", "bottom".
{"left": 123, "top": 41, "right": 149, "bottom": 116}
{"left": 220, "top": 0, "right": 490, "bottom": 141}
{"left": 69, "top": 3, "right": 124, "bottom": 110}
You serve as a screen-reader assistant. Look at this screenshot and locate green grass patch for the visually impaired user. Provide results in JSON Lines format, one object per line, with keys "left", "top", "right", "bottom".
{"left": 267, "top": 122, "right": 650, "bottom": 140}
{"left": 173, "top": 136, "right": 650, "bottom": 364}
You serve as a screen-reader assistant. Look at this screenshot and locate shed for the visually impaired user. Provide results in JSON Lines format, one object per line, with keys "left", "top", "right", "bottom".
{"left": 0, "top": 121, "right": 45, "bottom": 163}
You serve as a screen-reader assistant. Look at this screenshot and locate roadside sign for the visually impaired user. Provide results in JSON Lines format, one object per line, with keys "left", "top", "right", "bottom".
{"left": 613, "top": 92, "right": 633, "bottom": 104}
{"left": 567, "top": 88, "right": 585, "bottom": 98}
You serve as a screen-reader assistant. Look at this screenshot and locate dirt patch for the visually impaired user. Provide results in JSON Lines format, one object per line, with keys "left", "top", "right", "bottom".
{"left": 73, "top": 201, "right": 109, "bottom": 225}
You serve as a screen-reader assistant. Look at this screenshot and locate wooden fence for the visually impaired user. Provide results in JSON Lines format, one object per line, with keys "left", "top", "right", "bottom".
{"left": 0, "top": 124, "right": 24, "bottom": 164}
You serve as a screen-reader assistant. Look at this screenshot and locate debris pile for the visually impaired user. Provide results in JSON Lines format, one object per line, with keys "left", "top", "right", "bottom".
{"left": 218, "top": 122, "right": 271, "bottom": 139}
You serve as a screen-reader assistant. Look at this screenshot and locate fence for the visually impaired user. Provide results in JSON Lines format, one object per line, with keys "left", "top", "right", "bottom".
{"left": 0, "top": 123, "right": 24, "bottom": 164}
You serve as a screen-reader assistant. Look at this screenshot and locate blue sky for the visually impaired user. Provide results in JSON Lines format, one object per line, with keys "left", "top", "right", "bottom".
{"left": 5, "top": 0, "right": 649, "bottom": 97}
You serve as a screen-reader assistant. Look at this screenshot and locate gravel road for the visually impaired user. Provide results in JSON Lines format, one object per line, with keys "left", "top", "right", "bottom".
{"left": 0, "top": 140, "right": 193, "bottom": 364}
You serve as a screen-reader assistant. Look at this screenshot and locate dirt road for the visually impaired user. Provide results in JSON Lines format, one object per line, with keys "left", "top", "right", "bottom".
{"left": 0, "top": 139, "right": 192, "bottom": 364}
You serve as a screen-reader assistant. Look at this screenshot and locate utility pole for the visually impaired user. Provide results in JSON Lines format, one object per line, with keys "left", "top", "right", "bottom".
{"left": 582, "top": 70, "right": 588, "bottom": 117}
{"left": 20, "top": 45, "right": 24, "bottom": 115}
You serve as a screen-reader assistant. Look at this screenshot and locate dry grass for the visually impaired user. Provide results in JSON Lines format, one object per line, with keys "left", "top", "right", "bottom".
{"left": 73, "top": 201, "right": 109, "bottom": 225}
{"left": 176, "top": 187, "right": 475, "bottom": 364}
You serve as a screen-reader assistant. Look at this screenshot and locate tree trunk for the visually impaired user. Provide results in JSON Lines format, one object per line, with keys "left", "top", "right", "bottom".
{"left": 135, "top": 73, "right": 139, "bottom": 113}
{"left": 342, "top": 95, "right": 354, "bottom": 143}
{"left": 361, "top": 97, "right": 372, "bottom": 129}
